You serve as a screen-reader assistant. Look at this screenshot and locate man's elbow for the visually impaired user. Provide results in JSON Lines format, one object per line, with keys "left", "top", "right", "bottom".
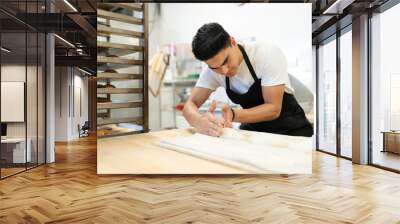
{"left": 272, "top": 106, "right": 282, "bottom": 120}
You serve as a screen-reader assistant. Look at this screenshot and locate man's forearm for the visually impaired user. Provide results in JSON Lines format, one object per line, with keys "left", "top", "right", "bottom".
{"left": 183, "top": 101, "right": 202, "bottom": 127}
{"left": 234, "top": 103, "right": 281, "bottom": 123}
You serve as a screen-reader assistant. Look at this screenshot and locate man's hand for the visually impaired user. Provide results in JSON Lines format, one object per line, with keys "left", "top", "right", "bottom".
{"left": 221, "top": 104, "right": 233, "bottom": 128}
{"left": 194, "top": 100, "right": 223, "bottom": 137}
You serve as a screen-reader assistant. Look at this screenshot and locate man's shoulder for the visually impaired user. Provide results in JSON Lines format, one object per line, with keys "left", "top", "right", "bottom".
{"left": 252, "top": 41, "right": 281, "bottom": 56}
{"left": 243, "top": 41, "right": 280, "bottom": 68}
{"left": 200, "top": 66, "right": 214, "bottom": 77}
{"left": 248, "top": 41, "right": 284, "bottom": 64}
{"left": 199, "top": 66, "right": 222, "bottom": 80}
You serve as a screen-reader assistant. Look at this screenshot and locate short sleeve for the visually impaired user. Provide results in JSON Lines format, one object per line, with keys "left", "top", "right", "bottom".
{"left": 260, "top": 46, "right": 289, "bottom": 87}
{"left": 195, "top": 67, "right": 220, "bottom": 91}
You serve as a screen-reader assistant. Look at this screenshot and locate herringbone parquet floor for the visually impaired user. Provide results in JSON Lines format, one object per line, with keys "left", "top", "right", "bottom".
{"left": 1, "top": 135, "right": 400, "bottom": 223}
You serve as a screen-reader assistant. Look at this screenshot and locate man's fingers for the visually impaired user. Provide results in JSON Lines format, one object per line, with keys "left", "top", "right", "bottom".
{"left": 208, "top": 100, "right": 217, "bottom": 113}
{"left": 209, "top": 123, "right": 223, "bottom": 136}
{"left": 206, "top": 112, "right": 220, "bottom": 126}
{"left": 221, "top": 104, "right": 233, "bottom": 126}
{"left": 219, "top": 119, "right": 226, "bottom": 128}
{"left": 209, "top": 123, "right": 221, "bottom": 132}
{"left": 221, "top": 104, "right": 229, "bottom": 113}
{"left": 224, "top": 120, "right": 231, "bottom": 128}
{"left": 210, "top": 128, "right": 222, "bottom": 137}
{"left": 221, "top": 104, "right": 231, "bottom": 120}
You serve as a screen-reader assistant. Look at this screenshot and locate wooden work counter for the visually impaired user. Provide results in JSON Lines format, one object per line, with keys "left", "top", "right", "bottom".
{"left": 97, "top": 129, "right": 248, "bottom": 174}
{"left": 98, "top": 128, "right": 312, "bottom": 174}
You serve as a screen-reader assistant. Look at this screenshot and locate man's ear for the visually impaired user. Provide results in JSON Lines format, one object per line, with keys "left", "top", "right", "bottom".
{"left": 230, "top": 36, "right": 237, "bottom": 47}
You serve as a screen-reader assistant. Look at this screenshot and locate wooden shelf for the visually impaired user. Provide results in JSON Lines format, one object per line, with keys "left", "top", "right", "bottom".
{"left": 97, "top": 41, "right": 143, "bottom": 56}
{"left": 97, "top": 3, "right": 148, "bottom": 137}
{"left": 97, "top": 102, "right": 143, "bottom": 110}
{"left": 98, "top": 9, "right": 143, "bottom": 25}
{"left": 112, "top": 3, "right": 143, "bottom": 11}
{"left": 97, "top": 63, "right": 142, "bottom": 71}
{"left": 97, "top": 20, "right": 109, "bottom": 26}
{"left": 97, "top": 111, "right": 110, "bottom": 118}
{"left": 97, "top": 129, "right": 143, "bottom": 139}
{"left": 97, "top": 25, "right": 144, "bottom": 38}
{"left": 97, "top": 56, "right": 143, "bottom": 65}
{"left": 97, "top": 72, "right": 143, "bottom": 80}
{"left": 97, "top": 88, "right": 143, "bottom": 94}
{"left": 98, "top": 3, "right": 143, "bottom": 12}
{"left": 97, "top": 49, "right": 140, "bottom": 58}
{"left": 97, "top": 41, "right": 143, "bottom": 51}
{"left": 97, "top": 117, "right": 143, "bottom": 125}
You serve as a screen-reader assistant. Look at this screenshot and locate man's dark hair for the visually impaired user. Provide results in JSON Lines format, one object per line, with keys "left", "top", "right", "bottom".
{"left": 192, "top": 23, "right": 231, "bottom": 61}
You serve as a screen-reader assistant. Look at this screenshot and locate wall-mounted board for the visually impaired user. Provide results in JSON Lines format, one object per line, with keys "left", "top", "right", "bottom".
{"left": 1, "top": 81, "right": 25, "bottom": 122}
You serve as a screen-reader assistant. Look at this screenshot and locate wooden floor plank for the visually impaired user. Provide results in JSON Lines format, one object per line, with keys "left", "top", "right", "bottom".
{"left": 1, "top": 135, "right": 400, "bottom": 223}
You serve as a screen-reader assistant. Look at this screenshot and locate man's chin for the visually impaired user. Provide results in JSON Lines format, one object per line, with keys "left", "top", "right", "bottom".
{"left": 218, "top": 72, "right": 236, "bottom": 77}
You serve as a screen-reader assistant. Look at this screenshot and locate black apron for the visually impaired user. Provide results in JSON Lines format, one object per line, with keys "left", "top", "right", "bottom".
{"left": 225, "top": 44, "right": 313, "bottom": 137}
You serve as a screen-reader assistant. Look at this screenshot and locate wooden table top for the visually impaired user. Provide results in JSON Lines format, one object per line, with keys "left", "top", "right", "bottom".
{"left": 97, "top": 128, "right": 248, "bottom": 174}
{"left": 97, "top": 129, "right": 312, "bottom": 174}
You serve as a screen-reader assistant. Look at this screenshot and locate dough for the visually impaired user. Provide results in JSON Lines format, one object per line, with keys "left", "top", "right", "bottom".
{"left": 220, "top": 128, "right": 289, "bottom": 148}
{"left": 196, "top": 127, "right": 306, "bottom": 149}
{"left": 220, "top": 128, "right": 247, "bottom": 141}
{"left": 248, "top": 134, "right": 289, "bottom": 148}
{"left": 158, "top": 129, "right": 312, "bottom": 174}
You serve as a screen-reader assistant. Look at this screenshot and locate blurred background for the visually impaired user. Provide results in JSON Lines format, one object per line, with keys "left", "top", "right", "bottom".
{"left": 146, "top": 3, "right": 313, "bottom": 131}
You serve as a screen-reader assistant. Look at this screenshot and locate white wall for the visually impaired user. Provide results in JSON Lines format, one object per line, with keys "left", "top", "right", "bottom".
{"left": 151, "top": 3, "right": 311, "bottom": 71}
{"left": 312, "top": 45, "right": 317, "bottom": 150}
{"left": 1, "top": 63, "right": 46, "bottom": 164}
{"left": 55, "top": 67, "right": 69, "bottom": 141}
{"left": 54, "top": 67, "right": 89, "bottom": 141}
{"left": 148, "top": 3, "right": 312, "bottom": 130}
{"left": 1, "top": 65, "right": 26, "bottom": 142}
{"left": 1, "top": 65, "right": 31, "bottom": 137}
{"left": 72, "top": 74, "right": 89, "bottom": 137}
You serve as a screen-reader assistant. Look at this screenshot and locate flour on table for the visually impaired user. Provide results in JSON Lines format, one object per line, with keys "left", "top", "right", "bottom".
{"left": 220, "top": 128, "right": 248, "bottom": 141}
{"left": 157, "top": 128, "right": 312, "bottom": 174}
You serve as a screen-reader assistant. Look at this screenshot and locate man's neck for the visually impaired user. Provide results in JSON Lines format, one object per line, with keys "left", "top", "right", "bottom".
{"left": 237, "top": 45, "right": 244, "bottom": 65}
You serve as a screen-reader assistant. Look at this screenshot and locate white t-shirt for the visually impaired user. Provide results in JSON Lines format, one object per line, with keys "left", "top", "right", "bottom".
{"left": 195, "top": 41, "right": 294, "bottom": 95}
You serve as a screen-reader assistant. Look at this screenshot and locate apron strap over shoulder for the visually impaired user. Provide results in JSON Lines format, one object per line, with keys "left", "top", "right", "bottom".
{"left": 225, "top": 44, "right": 259, "bottom": 90}
{"left": 238, "top": 44, "right": 258, "bottom": 81}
